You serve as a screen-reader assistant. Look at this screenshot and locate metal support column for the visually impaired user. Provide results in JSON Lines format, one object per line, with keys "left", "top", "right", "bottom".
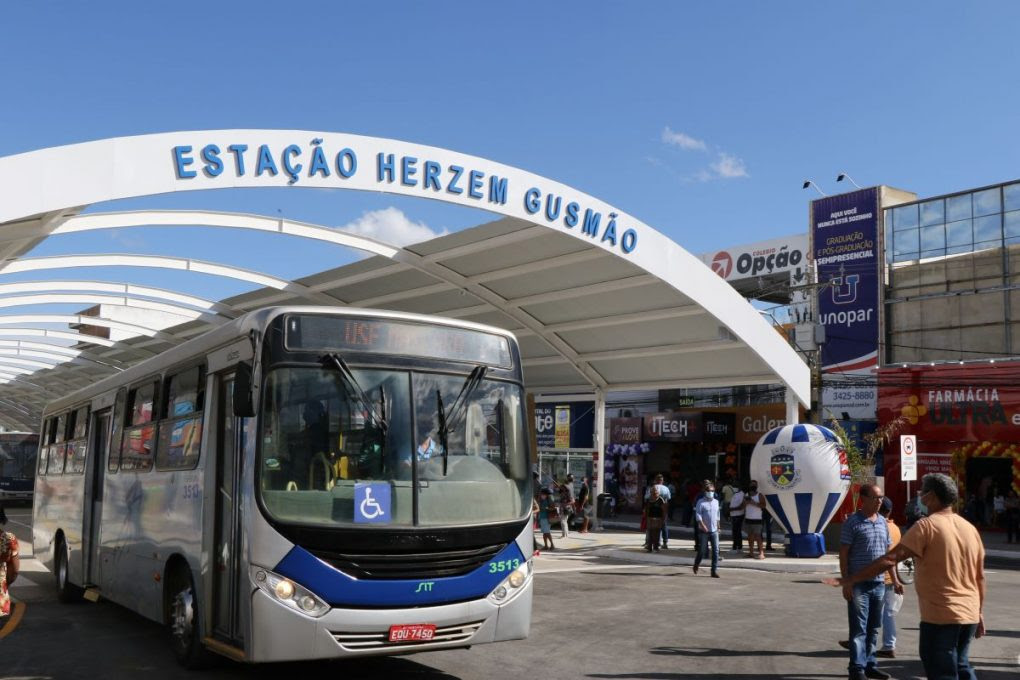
{"left": 785, "top": 386, "right": 800, "bottom": 425}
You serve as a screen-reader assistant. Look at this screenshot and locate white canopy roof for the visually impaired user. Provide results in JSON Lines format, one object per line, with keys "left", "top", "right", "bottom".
{"left": 0, "top": 131, "right": 809, "bottom": 430}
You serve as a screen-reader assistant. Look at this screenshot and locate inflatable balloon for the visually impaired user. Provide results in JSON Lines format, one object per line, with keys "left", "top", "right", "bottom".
{"left": 749, "top": 423, "right": 851, "bottom": 558}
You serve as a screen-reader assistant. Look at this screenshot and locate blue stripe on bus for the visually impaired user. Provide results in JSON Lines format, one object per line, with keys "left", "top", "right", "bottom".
{"left": 814, "top": 492, "right": 843, "bottom": 534}
{"left": 273, "top": 540, "right": 526, "bottom": 608}
{"left": 794, "top": 493, "right": 813, "bottom": 534}
{"left": 762, "top": 427, "right": 781, "bottom": 445}
{"left": 791, "top": 424, "right": 809, "bottom": 442}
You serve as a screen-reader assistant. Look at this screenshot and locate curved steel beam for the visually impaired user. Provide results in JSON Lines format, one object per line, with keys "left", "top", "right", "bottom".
{"left": 0, "top": 254, "right": 339, "bottom": 304}
{"left": 0, "top": 340, "right": 127, "bottom": 370}
{"left": 0, "top": 280, "right": 237, "bottom": 316}
{"left": 0, "top": 293, "right": 228, "bottom": 328}
{"left": 51, "top": 210, "right": 400, "bottom": 258}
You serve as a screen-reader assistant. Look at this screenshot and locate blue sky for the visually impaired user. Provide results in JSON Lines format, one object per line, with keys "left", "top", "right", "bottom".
{"left": 2, "top": 1, "right": 1020, "bottom": 304}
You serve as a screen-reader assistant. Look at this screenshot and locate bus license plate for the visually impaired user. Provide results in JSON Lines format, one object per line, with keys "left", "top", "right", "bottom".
{"left": 388, "top": 624, "right": 436, "bottom": 642}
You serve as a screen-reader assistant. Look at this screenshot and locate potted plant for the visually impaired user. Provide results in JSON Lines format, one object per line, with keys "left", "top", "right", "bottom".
{"left": 828, "top": 416, "right": 907, "bottom": 517}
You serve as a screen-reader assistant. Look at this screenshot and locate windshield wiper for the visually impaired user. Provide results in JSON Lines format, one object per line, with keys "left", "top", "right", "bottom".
{"left": 321, "top": 352, "right": 388, "bottom": 434}
{"left": 436, "top": 365, "right": 487, "bottom": 476}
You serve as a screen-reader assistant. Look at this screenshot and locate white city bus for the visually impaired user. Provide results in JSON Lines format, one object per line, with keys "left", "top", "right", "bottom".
{"left": 33, "top": 307, "right": 534, "bottom": 666}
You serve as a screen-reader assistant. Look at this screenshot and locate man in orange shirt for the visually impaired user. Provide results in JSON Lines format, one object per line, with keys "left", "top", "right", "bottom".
{"left": 827, "top": 473, "right": 985, "bottom": 680}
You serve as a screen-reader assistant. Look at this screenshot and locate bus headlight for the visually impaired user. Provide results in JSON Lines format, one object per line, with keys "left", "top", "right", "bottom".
{"left": 252, "top": 566, "right": 330, "bottom": 618}
{"left": 488, "top": 560, "right": 532, "bottom": 604}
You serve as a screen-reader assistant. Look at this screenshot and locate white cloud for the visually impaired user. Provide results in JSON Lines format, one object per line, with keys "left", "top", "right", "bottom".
{"left": 337, "top": 207, "right": 448, "bottom": 246}
{"left": 710, "top": 152, "right": 749, "bottom": 179}
{"left": 661, "top": 126, "right": 707, "bottom": 152}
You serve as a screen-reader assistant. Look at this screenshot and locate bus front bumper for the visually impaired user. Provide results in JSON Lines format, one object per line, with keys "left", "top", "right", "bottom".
{"left": 248, "top": 579, "right": 532, "bottom": 662}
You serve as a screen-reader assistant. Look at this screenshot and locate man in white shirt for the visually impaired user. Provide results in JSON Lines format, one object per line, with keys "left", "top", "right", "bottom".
{"left": 729, "top": 484, "right": 746, "bottom": 551}
{"left": 693, "top": 479, "right": 721, "bottom": 578}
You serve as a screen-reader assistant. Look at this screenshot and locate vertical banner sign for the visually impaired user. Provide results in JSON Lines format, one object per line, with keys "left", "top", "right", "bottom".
{"left": 813, "top": 188, "right": 880, "bottom": 419}
{"left": 900, "top": 434, "right": 917, "bottom": 481}
{"left": 554, "top": 406, "right": 571, "bottom": 449}
{"left": 534, "top": 405, "right": 555, "bottom": 449}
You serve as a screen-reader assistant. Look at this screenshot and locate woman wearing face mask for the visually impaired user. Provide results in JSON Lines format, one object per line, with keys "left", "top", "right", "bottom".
{"left": 742, "top": 480, "right": 767, "bottom": 559}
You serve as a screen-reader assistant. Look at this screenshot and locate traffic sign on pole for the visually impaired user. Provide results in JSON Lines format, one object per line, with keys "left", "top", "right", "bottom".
{"left": 900, "top": 434, "right": 917, "bottom": 481}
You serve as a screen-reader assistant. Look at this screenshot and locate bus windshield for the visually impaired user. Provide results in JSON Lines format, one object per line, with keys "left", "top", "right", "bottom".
{"left": 259, "top": 366, "right": 530, "bottom": 528}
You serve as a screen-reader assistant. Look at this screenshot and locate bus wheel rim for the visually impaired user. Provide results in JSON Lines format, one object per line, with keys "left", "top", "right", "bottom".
{"left": 170, "top": 584, "right": 195, "bottom": 647}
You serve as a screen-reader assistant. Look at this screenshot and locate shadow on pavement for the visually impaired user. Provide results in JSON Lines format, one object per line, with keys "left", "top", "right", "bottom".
{"left": 587, "top": 674, "right": 846, "bottom": 679}
{"left": 649, "top": 646, "right": 845, "bottom": 659}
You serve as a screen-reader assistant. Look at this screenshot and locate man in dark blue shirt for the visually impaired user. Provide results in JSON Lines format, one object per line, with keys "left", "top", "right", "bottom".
{"left": 839, "top": 484, "right": 893, "bottom": 680}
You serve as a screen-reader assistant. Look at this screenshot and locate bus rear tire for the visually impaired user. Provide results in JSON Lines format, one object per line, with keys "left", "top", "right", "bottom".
{"left": 166, "top": 565, "right": 213, "bottom": 669}
{"left": 54, "top": 536, "right": 84, "bottom": 603}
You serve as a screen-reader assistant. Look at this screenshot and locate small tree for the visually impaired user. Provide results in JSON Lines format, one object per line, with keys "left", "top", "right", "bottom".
{"left": 828, "top": 415, "right": 907, "bottom": 512}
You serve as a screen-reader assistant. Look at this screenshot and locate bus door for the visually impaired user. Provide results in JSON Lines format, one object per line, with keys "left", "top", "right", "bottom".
{"left": 211, "top": 372, "right": 244, "bottom": 644}
{"left": 83, "top": 408, "right": 112, "bottom": 585}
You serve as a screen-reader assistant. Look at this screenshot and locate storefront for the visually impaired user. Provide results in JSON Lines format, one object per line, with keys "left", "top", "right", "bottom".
{"left": 879, "top": 361, "right": 1020, "bottom": 525}
{"left": 604, "top": 405, "right": 796, "bottom": 512}
{"left": 534, "top": 400, "right": 596, "bottom": 490}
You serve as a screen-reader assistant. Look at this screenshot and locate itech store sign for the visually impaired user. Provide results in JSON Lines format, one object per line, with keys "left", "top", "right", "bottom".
{"left": 643, "top": 412, "right": 701, "bottom": 442}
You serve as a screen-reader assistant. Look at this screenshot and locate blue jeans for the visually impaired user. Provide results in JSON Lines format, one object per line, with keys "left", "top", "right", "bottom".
{"left": 882, "top": 584, "right": 897, "bottom": 650}
{"left": 694, "top": 530, "right": 719, "bottom": 574}
{"left": 661, "top": 520, "right": 670, "bottom": 547}
{"left": 847, "top": 581, "right": 884, "bottom": 672}
{"left": 918, "top": 622, "right": 978, "bottom": 680}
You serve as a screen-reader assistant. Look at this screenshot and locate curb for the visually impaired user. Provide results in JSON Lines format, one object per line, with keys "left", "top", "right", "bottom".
{"left": 593, "top": 547, "right": 841, "bottom": 574}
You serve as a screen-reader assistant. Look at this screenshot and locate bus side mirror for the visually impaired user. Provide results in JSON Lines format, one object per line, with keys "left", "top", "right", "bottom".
{"left": 233, "top": 362, "right": 256, "bottom": 418}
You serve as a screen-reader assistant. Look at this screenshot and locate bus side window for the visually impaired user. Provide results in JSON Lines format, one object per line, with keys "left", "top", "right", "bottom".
{"left": 38, "top": 417, "right": 52, "bottom": 475}
{"left": 47, "top": 412, "right": 68, "bottom": 475}
{"left": 67, "top": 404, "right": 90, "bottom": 475}
{"left": 122, "top": 380, "right": 158, "bottom": 472}
{"left": 109, "top": 389, "right": 127, "bottom": 473}
{"left": 156, "top": 366, "right": 205, "bottom": 471}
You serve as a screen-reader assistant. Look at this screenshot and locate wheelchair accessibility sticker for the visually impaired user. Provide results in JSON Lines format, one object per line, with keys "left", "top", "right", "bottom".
{"left": 354, "top": 482, "right": 391, "bottom": 523}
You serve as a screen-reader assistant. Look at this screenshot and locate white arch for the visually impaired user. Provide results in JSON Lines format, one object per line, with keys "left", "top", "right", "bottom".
{"left": 0, "top": 280, "right": 237, "bottom": 316}
{"left": 0, "top": 293, "right": 228, "bottom": 327}
{"left": 0, "top": 314, "right": 178, "bottom": 343}
{"left": 0, "top": 130, "right": 808, "bottom": 404}
{"left": 0, "top": 347, "right": 123, "bottom": 371}
{"left": 0, "top": 254, "right": 340, "bottom": 305}
{"left": 51, "top": 210, "right": 400, "bottom": 258}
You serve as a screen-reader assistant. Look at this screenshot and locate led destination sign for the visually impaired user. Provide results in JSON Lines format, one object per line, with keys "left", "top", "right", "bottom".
{"left": 286, "top": 315, "right": 512, "bottom": 367}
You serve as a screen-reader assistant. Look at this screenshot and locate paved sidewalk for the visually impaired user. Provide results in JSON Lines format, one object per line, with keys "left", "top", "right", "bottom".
{"left": 536, "top": 516, "right": 1020, "bottom": 572}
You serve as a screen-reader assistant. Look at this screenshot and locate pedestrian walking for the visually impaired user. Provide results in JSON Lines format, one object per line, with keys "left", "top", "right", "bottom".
{"left": 742, "top": 481, "right": 766, "bottom": 559}
{"left": 643, "top": 485, "right": 667, "bottom": 552}
{"left": 729, "top": 482, "right": 746, "bottom": 551}
{"left": 693, "top": 479, "right": 721, "bottom": 578}
{"left": 836, "top": 484, "right": 894, "bottom": 680}
{"left": 577, "top": 476, "right": 592, "bottom": 533}
{"left": 559, "top": 477, "right": 575, "bottom": 539}
{"left": 829, "top": 473, "right": 985, "bottom": 680}
{"left": 535, "top": 488, "right": 556, "bottom": 551}
{"left": 643, "top": 474, "right": 672, "bottom": 549}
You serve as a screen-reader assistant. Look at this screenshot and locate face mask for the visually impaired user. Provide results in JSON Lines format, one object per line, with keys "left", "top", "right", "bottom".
{"left": 704, "top": 491, "right": 714, "bottom": 498}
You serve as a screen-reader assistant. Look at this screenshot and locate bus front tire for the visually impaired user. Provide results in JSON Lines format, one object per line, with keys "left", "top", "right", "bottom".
{"left": 166, "top": 565, "right": 213, "bottom": 669}
{"left": 54, "top": 536, "right": 84, "bottom": 603}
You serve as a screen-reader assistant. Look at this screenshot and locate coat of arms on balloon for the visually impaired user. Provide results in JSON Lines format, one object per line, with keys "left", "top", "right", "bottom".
{"left": 750, "top": 424, "right": 850, "bottom": 558}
